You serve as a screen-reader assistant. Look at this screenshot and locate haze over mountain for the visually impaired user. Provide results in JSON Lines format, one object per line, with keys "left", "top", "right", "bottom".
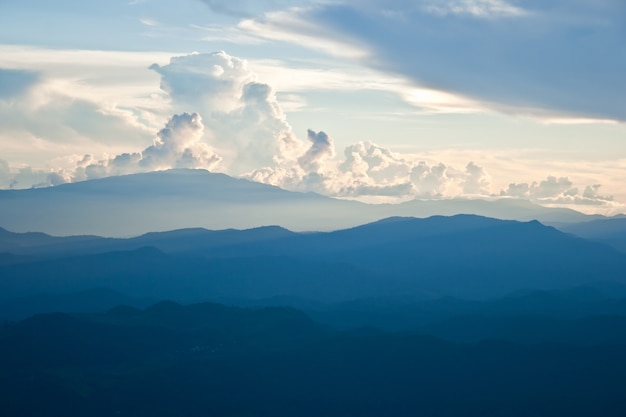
{"left": 2, "top": 2, "right": 625, "bottom": 416}
{"left": 2, "top": 215, "right": 625, "bottom": 310}
{"left": 558, "top": 217, "right": 626, "bottom": 253}
{"left": 0, "top": 169, "right": 606, "bottom": 237}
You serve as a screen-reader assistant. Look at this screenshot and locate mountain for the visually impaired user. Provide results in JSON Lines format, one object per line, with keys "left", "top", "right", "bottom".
{"left": 2, "top": 215, "right": 626, "bottom": 306}
{"left": 0, "top": 168, "right": 605, "bottom": 237}
{"left": 0, "top": 224, "right": 295, "bottom": 257}
{"left": 0, "top": 288, "right": 154, "bottom": 321}
{"left": 558, "top": 217, "right": 626, "bottom": 253}
{"left": 0, "top": 169, "right": 366, "bottom": 236}
{"left": 3, "top": 301, "right": 626, "bottom": 417}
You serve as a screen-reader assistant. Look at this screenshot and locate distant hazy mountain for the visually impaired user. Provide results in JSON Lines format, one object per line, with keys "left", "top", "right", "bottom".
{"left": 558, "top": 217, "right": 626, "bottom": 253}
{"left": 2, "top": 215, "right": 625, "bottom": 304}
{"left": 0, "top": 169, "right": 604, "bottom": 236}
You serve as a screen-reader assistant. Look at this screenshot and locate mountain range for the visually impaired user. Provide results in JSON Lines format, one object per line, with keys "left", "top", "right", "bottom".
{"left": 3, "top": 300, "right": 626, "bottom": 417}
{"left": 0, "top": 168, "right": 611, "bottom": 236}
{"left": 3, "top": 169, "right": 626, "bottom": 416}
{"left": 2, "top": 214, "right": 626, "bottom": 311}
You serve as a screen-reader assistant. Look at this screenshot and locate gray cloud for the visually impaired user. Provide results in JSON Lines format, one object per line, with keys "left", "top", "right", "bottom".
{"left": 4, "top": 166, "right": 50, "bottom": 190}
{"left": 0, "top": 69, "right": 40, "bottom": 100}
{"left": 298, "top": 129, "right": 334, "bottom": 172}
{"left": 500, "top": 176, "right": 614, "bottom": 205}
{"left": 250, "top": 0, "right": 626, "bottom": 120}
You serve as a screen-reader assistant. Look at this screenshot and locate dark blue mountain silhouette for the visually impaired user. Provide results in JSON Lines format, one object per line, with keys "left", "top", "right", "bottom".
{"left": 559, "top": 217, "right": 626, "bottom": 253}
{"left": 3, "top": 301, "right": 626, "bottom": 417}
{"left": 2, "top": 215, "right": 625, "bottom": 304}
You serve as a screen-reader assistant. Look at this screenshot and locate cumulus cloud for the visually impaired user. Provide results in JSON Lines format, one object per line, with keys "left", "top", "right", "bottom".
{"left": 73, "top": 112, "right": 222, "bottom": 182}
{"left": 409, "top": 163, "right": 444, "bottom": 197}
{"left": 150, "top": 52, "right": 255, "bottom": 115}
{"left": 24, "top": 112, "right": 222, "bottom": 187}
{"left": 1, "top": 49, "right": 618, "bottom": 212}
{"left": 248, "top": 135, "right": 497, "bottom": 202}
{"left": 140, "top": 112, "right": 220, "bottom": 170}
{"left": 0, "top": 164, "right": 51, "bottom": 190}
{"left": 462, "top": 161, "right": 491, "bottom": 195}
{"left": 298, "top": 129, "right": 334, "bottom": 172}
{"left": 150, "top": 51, "right": 302, "bottom": 175}
{"left": 334, "top": 141, "right": 413, "bottom": 197}
{"left": 0, "top": 159, "right": 11, "bottom": 187}
{"left": 500, "top": 176, "right": 614, "bottom": 205}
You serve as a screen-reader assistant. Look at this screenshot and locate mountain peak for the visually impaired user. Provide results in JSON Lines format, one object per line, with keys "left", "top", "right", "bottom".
{"left": 0, "top": 169, "right": 600, "bottom": 237}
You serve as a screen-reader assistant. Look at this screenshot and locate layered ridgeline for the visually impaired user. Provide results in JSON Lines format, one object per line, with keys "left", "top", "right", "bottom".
{"left": 3, "top": 182, "right": 626, "bottom": 416}
{"left": 2, "top": 215, "right": 626, "bottom": 317}
{"left": 3, "top": 300, "right": 626, "bottom": 417}
{"left": 0, "top": 168, "right": 605, "bottom": 236}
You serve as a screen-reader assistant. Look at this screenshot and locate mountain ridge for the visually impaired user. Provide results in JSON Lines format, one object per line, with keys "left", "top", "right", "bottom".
{"left": 2, "top": 214, "right": 625, "bottom": 302}
{"left": 0, "top": 168, "right": 612, "bottom": 236}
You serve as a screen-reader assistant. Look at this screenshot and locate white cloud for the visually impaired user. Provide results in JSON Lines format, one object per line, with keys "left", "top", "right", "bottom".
{"left": 423, "top": 0, "right": 529, "bottom": 18}
{"left": 342, "top": 142, "right": 410, "bottom": 180}
{"left": 0, "top": 47, "right": 620, "bottom": 214}
{"left": 463, "top": 161, "right": 491, "bottom": 194}
{"left": 500, "top": 176, "right": 614, "bottom": 206}
{"left": 140, "top": 112, "right": 221, "bottom": 170}
{"left": 73, "top": 112, "right": 221, "bottom": 182}
{"left": 150, "top": 51, "right": 303, "bottom": 174}
{"left": 410, "top": 162, "right": 449, "bottom": 197}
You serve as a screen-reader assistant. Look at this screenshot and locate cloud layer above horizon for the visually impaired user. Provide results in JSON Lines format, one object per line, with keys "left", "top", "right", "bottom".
{"left": 0, "top": 50, "right": 617, "bottom": 211}
{"left": 0, "top": 0, "right": 624, "bottom": 214}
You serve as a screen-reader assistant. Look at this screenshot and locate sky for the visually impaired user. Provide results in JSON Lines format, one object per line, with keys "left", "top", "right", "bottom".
{"left": 0, "top": 0, "right": 624, "bottom": 214}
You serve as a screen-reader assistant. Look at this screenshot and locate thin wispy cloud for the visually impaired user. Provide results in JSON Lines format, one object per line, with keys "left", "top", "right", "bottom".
{"left": 423, "top": 0, "right": 530, "bottom": 18}
{"left": 238, "top": 0, "right": 625, "bottom": 122}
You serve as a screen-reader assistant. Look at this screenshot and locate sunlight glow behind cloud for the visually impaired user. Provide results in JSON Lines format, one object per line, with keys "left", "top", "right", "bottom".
{"left": 0, "top": 1, "right": 624, "bottom": 215}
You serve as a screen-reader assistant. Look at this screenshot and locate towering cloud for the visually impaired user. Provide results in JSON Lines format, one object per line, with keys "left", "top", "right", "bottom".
{"left": 298, "top": 129, "right": 334, "bottom": 172}
{"left": 410, "top": 162, "right": 449, "bottom": 197}
{"left": 462, "top": 162, "right": 490, "bottom": 195}
{"left": 140, "top": 112, "right": 220, "bottom": 171}
{"left": 150, "top": 52, "right": 302, "bottom": 175}
{"left": 3, "top": 49, "right": 615, "bottom": 212}
{"left": 68, "top": 113, "right": 222, "bottom": 182}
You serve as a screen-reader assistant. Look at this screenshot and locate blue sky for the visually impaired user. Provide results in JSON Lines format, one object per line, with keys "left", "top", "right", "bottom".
{"left": 0, "top": 0, "right": 624, "bottom": 213}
